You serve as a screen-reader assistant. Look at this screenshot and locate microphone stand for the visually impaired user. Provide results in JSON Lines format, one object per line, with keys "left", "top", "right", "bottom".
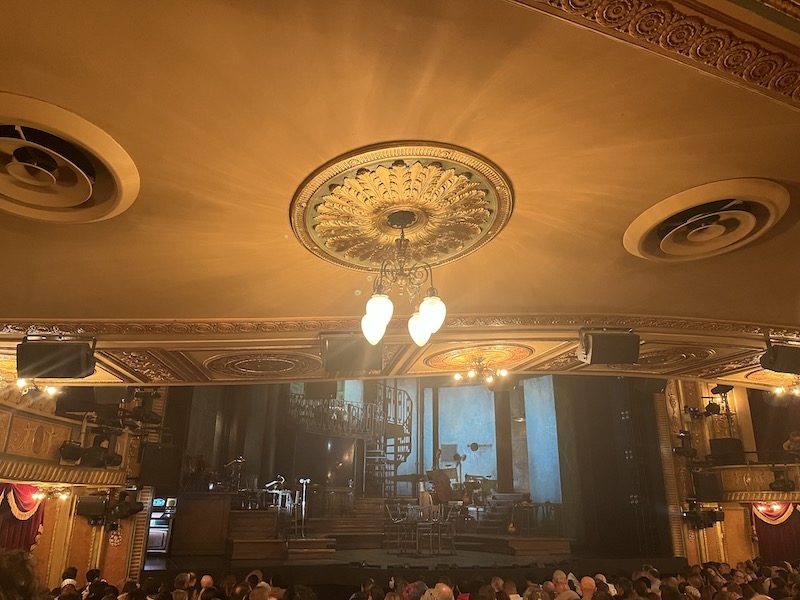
{"left": 298, "top": 478, "right": 310, "bottom": 537}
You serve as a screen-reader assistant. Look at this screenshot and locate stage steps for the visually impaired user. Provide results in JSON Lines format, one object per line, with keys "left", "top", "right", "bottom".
{"left": 287, "top": 536, "right": 336, "bottom": 560}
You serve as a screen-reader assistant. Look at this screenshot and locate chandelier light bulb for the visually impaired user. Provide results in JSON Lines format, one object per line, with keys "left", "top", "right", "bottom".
{"left": 775, "top": 386, "right": 785, "bottom": 394}
{"left": 485, "top": 374, "right": 494, "bottom": 383}
{"left": 453, "top": 373, "right": 463, "bottom": 381}
{"left": 467, "top": 369, "right": 476, "bottom": 378}
{"left": 498, "top": 368, "right": 508, "bottom": 377}
{"left": 408, "top": 312, "right": 432, "bottom": 347}
{"left": 365, "top": 293, "right": 393, "bottom": 326}
{"left": 16, "top": 378, "right": 26, "bottom": 388}
{"left": 361, "top": 313, "right": 386, "bottom": 346}
{"left": 419, "top": 292, "right": 446, "bottom": 333}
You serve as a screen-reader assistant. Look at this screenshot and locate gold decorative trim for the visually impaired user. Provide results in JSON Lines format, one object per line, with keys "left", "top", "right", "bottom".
{"left": 1, "top": 314, "right": 798, "bottom": 338}
{"left": 0, "top": 457, "right": 127, "bottom": 486}
{"left": 509, "top": 0, "right": 800, "bottom": 109}
{"left": 426, "top": 344, "right": 534, "bottom": 370}
{"left": 290, "top": 142, "right": 514, "bottom": 270}
{"left": 724, "top": 490, "right": 800, "bottom": 501}
{"left": 104, "top": 350, "right": 181, "bottom": 383}
{"left": 756, "top": 0, "right": 800, "bottom": 21}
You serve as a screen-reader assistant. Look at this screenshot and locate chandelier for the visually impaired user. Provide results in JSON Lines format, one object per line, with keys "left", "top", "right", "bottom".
{"left": 360, "top": 210, "right": 446, "bottom": 347}
{"left": 774, "top": 379, "right": 800, "bottom": 396}
{"left": 453, "top": 357, "right": 508, "bottom": 384}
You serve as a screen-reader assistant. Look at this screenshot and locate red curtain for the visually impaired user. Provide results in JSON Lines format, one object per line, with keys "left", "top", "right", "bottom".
{"left": 0, "top": 483, "right": 45, "bottom": 551}
{"left": 753, "top": 503, "right": 800, "bottom": 563}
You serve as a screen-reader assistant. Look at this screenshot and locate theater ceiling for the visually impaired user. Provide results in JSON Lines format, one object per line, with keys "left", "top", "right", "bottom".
{"left": 0, "top": 0, "right": 799, "bottom": 390}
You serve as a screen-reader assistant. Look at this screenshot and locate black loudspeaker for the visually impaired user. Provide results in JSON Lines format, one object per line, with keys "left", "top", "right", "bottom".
{"left": 578, "top": 330, "right": 640, "bottom": 364}
{"left": 16, "top": 340, "right": 95, "bottom": 378}
{"left": 760, "top": 344, "right": 800, "bottom": 375}
{"left": 138, "top": 443, "right": 177, "bottom": 488}
{"left": 692, "top": 471, "right": 722, "bottom": 502}
{"left": 710, "top": 437, "right": 746, "bottom": 465}
{"left": 75, "top": 495, "right": 107, "bottom": 517}
{"left": 321, "top": 333, "right": 383, "bottom": 373}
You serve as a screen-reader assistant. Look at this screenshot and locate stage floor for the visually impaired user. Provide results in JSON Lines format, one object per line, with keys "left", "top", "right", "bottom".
{"left": 143, "top": 548, "right": 688, "bottom": 591}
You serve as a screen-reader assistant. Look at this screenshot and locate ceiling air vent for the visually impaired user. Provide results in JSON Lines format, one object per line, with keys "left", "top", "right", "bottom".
{"left": 0, "top": 93, "right": 139, "bottom": 223}
{"left": 623, "top": 179, "right": 790, "bottom": 261}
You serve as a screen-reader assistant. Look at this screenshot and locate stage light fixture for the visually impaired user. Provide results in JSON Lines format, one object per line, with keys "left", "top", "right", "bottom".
{"left": 769, "top": 468, "right": 796, "bottom": 492}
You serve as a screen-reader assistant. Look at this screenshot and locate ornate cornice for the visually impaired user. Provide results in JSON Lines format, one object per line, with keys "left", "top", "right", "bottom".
{"left": 756, "top": 0, "right": 800, "bottom": 21}
{"left": 1, "top": 314, "right": 796, "bottom": 338}
{"left": 0, "top": 457, "right": 127, "bottom": 487}
{"left": 724, "top": 490, "right": 800, "bottom": 501}
{"left": 508, "top": 0, "right": 800, "bottom": 109}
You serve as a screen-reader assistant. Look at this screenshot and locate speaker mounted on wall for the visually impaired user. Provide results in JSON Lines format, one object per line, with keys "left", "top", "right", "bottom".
{"left": 321, "top": 332, "right": 383, "bottom": 374}
{"left": 16, "top": 335, "right": 96, "bottom": 378}
{"left": 759, "top": 341, "right": 800, "bottom": 375}
{"left": 578, "top": 328, "right": 640, "bottom": 365}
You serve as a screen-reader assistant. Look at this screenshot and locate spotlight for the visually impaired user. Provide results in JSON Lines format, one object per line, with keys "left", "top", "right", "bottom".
{"left": 705, "top": 402, "right": 721, "bottom": 415}
{"left": 710, "top": 384, "right": 734, "bottom": 395}
{"left": 59, "top": 440, "right": 85, "bottom": 462}
{"left": 769, "top": 468, "right": 796, "bottom": 492}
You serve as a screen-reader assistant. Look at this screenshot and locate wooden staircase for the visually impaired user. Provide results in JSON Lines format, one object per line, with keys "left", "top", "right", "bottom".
{"left": 304, "top": 497, "right": 386, "bottom": 550}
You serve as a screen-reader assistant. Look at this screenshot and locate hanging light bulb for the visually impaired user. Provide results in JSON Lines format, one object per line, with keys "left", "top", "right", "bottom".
{"left": 467, "top": 369, "right": 477, "bottom": 378}
{"left": 365, "top": 292, "right": 393, "bottom": 326}
{"left": 453, "top": 373, "right": 463, "bottom": 381}
{"left": 485, "top": 374, "right": 494, "bottom": 383}
{"left": 361, "top": 313, "right": 386, "bottom": 346}
{"left": 419, "top": 288, "right": 446, "bottom": 333}
{"left": 408, "top": 312, "right": 432, "bottom": 347}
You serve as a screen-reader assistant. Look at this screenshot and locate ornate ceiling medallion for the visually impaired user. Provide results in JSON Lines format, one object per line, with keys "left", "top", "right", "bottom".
{"left": 205, "top": 352, "right": 321, "bottom": 378}
{"left": 426, "top": 344, "right": 533, "bottom": 371}
{"left": 290, "top": 142, "right": 514, "bottom": 271}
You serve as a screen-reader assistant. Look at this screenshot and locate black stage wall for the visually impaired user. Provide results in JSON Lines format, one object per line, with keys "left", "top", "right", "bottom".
{"left": 553, "top": 376, "right": 672, "bottom": 558}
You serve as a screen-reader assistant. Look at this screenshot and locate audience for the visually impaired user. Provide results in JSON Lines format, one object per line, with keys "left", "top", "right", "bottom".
{"left": 2, "top": 548, "right": 799, "bottom": 600}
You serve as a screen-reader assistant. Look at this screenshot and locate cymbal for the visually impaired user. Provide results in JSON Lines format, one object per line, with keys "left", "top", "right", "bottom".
{"left": 390, "top": 474, "right": 426, "bottom": 482}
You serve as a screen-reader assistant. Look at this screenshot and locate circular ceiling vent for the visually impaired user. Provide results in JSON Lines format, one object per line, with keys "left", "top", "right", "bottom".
{"left": 0, "top": 93, "right": 139, "bottom": 223}
{"left": 623, "top": 179, "right": 790, "bottom": 261}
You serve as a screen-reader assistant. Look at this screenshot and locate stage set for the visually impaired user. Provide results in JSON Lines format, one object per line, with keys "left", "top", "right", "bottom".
{"left": 137, "top": 376, "right": 692, "bottom": 588}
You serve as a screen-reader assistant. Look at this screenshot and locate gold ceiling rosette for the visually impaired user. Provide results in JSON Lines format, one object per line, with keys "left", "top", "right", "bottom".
{"left": 290, "top": 142, "right": 514, "bottom": 270}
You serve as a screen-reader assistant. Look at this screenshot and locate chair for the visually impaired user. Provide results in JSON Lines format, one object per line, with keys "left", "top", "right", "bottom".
{"left": 385, "top": 503, "right": 405, "bottom": 554}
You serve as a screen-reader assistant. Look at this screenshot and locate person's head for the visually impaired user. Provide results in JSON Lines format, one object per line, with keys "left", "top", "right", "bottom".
{"left": 229, "top": 583, "right": 251, "bottom": 600}
{"left": 491, "top": 580, "right": 505, "bottom": 594}
{"left": 552, "top": 573, "right": 567, "bottom": 586}
{"left": 722, "top": 584, "right": 742, "bottom": 598}
{"left": 371, "top": 586, "right": 386, "bottom": 600}
{"left": 62, "top": 569, "right": 79, "bottom": 581}
{"left": 0, "top": 551, "right": 49, "bottom": 600}
{"left": 435, "top": 584, "right": 454, "bottom": 600}
{"left": 580, "top": 578, "right": 596, "bottom": 598}
{"left": 284, "top": 585, "right": 318, "bottom": 600}
{"left": 142, "top": 579, "right": 160, "bottom": 598}
{"left": 386, "top": 593, "right": 402, "bottom": 600}
{"left": 200, "top": 577, "right": 214, "bottom": 590}
{"left": 503, "top": 582, "right": 518, "bottom": 596}
{"left": 405, "top": 582, "right": 429, "bottom": 600}
{"left": 174, "top": 576, "right": 190, "bottom": 592}
{"left": 86, "top": 571, "right": 101, "bottom": 586}
{"left": 123, "top": 582, "right": 140, "bottom": 595}
{"left": 661, "top": 586, "right": 681, "bottom": 600}
{"left": 250, "top": 587, "right": 270, "bottom": 600}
